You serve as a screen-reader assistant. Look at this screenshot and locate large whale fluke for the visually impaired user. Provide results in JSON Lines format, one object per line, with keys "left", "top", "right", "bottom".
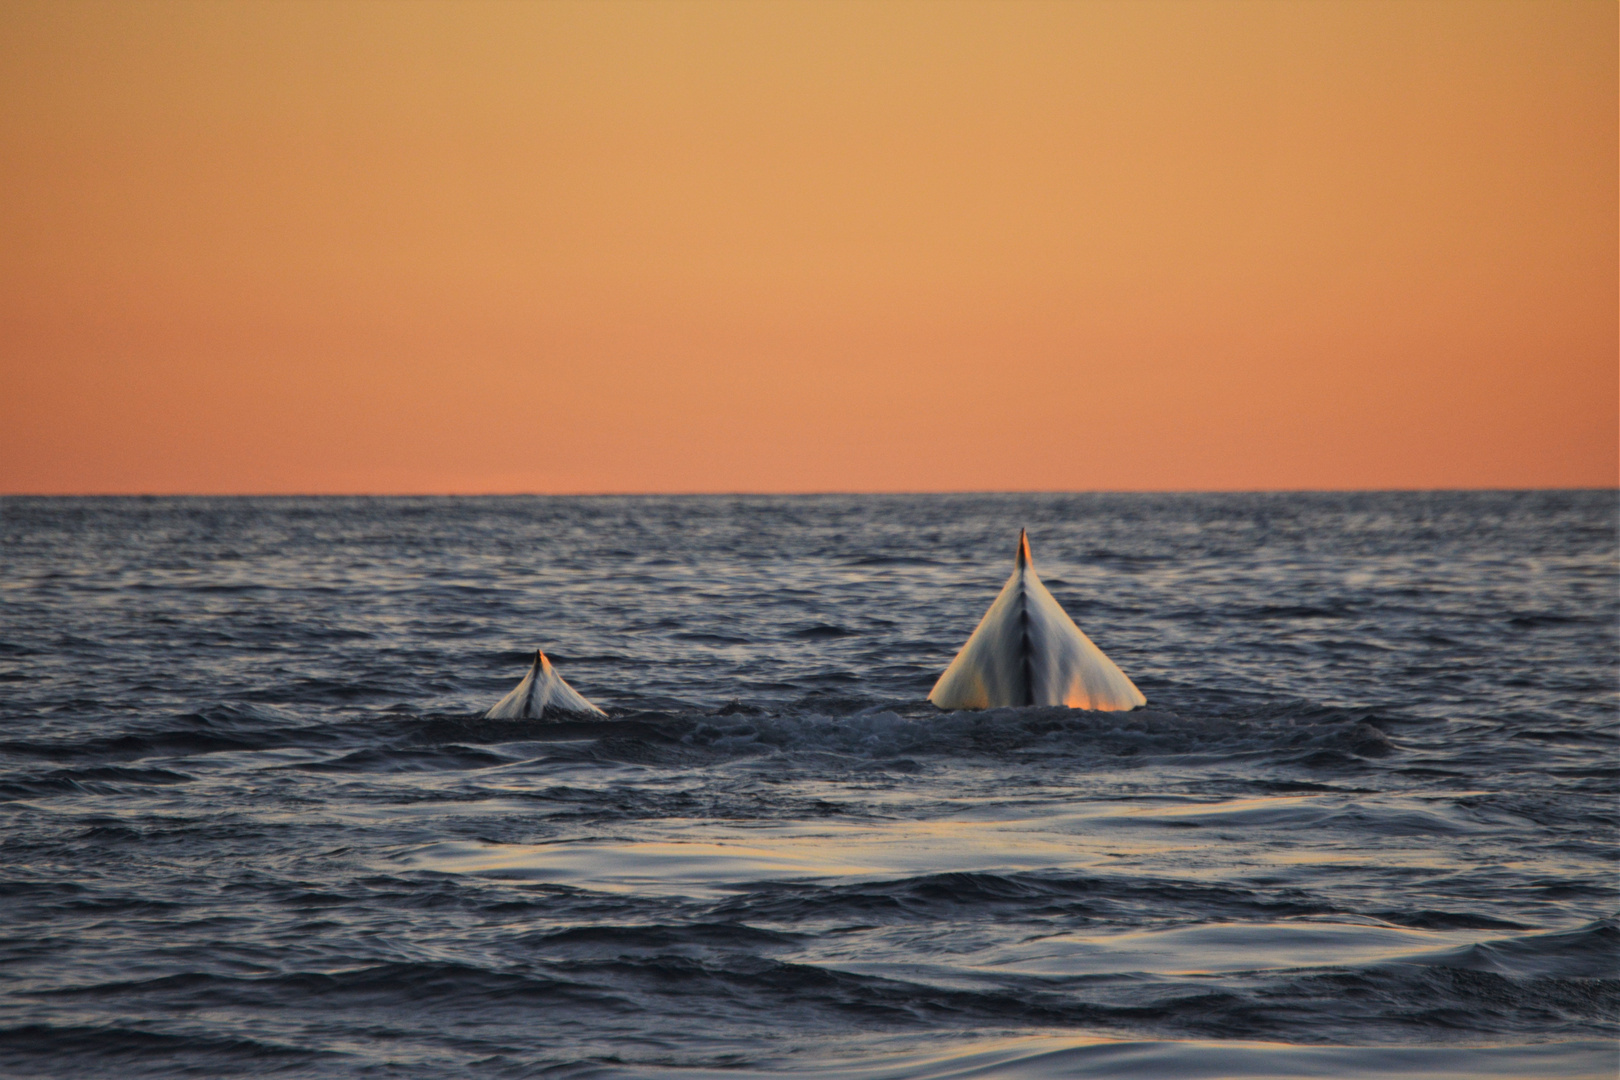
{"left": 929, "top": 529, "right": 1145, "bottom": 712}
{"left": 485, "top": 649, "right": 606, "bottom": 719}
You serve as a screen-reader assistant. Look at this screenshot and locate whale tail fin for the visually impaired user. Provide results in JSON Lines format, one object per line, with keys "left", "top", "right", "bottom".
{"left": 485, "top": 648, "right": 606, "bottom": 719}
{"left": 928, "top": 530, "right": 1144, "bottom": 712}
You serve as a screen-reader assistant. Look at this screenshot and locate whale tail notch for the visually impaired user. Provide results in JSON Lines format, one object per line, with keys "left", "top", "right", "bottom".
{"left": 485, "top": 648, "right": 606, "bottom": 719}
{"left": 928, "top": 529, "right": 1144, "bottom": 712}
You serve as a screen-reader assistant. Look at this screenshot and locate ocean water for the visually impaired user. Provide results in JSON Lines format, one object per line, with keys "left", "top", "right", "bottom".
{"left": 0, "top": 491, "right": 1615, "bottom": 1079}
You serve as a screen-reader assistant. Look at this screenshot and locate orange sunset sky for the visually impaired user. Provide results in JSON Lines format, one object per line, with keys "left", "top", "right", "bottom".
{"left": 1, "top": 0, "right": 1615, "bottom": 495}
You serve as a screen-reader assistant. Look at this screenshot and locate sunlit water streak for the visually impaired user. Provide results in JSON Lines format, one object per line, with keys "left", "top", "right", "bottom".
{"left": 0, "top": 492, "right": 1614, "bottom": 1078}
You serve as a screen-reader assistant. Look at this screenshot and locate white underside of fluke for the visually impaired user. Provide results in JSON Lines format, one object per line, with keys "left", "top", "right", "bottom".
{"left": 929, "top": 530, "right": 1145, "bottom": 712}
{"left": 485, "top": 650, "right": 605, "bottom": 719}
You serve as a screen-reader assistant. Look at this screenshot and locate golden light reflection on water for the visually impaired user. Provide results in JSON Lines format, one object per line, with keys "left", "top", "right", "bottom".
{"left": 1112, "top": 794, "right": 1322, "bottom": 818}
{"left": 389, "top": 795, "right": 1430, "bottom": 897}
{"left": 405, "top": 839, "right": 877, "bottom": 893}
{"left": 401, "top": 821, "right": 1514, "bottom": 973}
{"left": 622, "top": 1031, "right": 1616, "bottom": 1080}
{"left": 401, "top": 816, "right": 1118, "bottom": 893}
{"left": 965, "top": 921, "right": 1485, "bottom": 977}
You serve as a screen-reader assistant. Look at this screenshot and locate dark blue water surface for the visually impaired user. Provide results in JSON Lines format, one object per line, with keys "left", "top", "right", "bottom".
{"left": 1, "top": 492, "right": 1615, "bottom": 1078}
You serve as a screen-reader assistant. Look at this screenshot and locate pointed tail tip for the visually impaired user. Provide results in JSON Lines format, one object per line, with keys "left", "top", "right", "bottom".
{"left": 1017, "top": 528, "right": 1030, "bottom": 568}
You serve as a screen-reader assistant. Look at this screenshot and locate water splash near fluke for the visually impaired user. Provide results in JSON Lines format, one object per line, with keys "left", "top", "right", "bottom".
{"left": 929, "top": 528, "right": 1145, "bottom": 711}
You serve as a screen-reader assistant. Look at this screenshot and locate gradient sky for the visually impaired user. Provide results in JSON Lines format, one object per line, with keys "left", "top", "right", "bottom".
{"left": 2, "top": 0, "right": 1614, "bottom": 494}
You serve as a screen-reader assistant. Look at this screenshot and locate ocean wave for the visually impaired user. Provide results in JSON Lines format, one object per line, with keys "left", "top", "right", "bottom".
{"left": 0, "top": 1024, "right": 337, "bottom": 1078}
{"left": 1398, "top": 918, "right": 1620, "bottom": 980}
{"left": 672, "top": 705, "right": 1401, "bottom": 765}
{"left": 0, "top": 765, "right": 195, "bottom": 801}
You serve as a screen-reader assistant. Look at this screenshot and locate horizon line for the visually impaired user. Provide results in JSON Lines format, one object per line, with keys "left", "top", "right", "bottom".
{"left": 3, "top": 485, "right": 1615, "bottom": 499}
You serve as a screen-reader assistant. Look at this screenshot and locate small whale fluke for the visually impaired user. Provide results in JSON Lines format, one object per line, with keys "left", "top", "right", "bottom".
{"left": 485, "top": 650, "right": 606, "bottom": 719}
{"left": 929, "top": 529, "right": 1145, "bottom": 712}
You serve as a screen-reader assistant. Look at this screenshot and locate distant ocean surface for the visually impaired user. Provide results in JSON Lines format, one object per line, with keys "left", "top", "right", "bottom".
{"left": 1, "top": 492, "right": 1615, "bottom": 1079}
